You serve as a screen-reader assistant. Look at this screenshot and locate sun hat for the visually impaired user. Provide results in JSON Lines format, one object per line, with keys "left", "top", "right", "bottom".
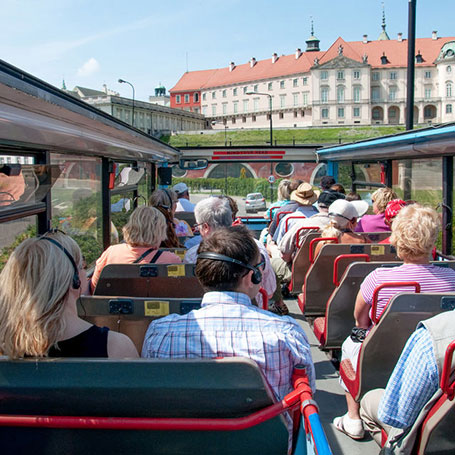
{"left": 290, "top": 182, "right": 319, "bottom": 206}
{"left": 328, "top": 199, "right": 369, "bottom": 220}
{"left": 385, "top": 199, "right": 407, "bottom": 223}
{"left": 318, "top": 190, "right": 345, "bottom": 208}
{"left": 172, "top": 182, "right": 189, "bottom": 195}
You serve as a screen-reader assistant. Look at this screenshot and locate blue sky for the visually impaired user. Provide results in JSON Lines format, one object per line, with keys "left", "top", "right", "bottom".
{"left": 1, "top": 0, "right": 453, "bottom": 101}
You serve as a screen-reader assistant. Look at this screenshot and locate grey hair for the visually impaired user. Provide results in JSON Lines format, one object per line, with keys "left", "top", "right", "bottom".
{"left": 195, "top": 197, "right": 232, "bottom": 229}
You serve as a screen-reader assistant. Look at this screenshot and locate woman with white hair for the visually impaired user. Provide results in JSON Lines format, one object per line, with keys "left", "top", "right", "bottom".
{"left": 334, "top": 204, "right": 455, "bottom": 440}
{"left": 0, "top": 231, "right": 138, "bottom": 358}
{"left": 91, "top": 206, "right": 182, "bottom": 291}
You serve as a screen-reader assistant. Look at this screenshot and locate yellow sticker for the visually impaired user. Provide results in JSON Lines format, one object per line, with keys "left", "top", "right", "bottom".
{"left": 144, "top": 300, "right": 169, "bottom": 316}
{"left": 371, "top": 245, "right": 385, "bottom": 256}
{"left": 175, "top": 251, "right": 186, "bottom": 260}
{"left": 167, "top": 264, "right": 185, "bottom": 277}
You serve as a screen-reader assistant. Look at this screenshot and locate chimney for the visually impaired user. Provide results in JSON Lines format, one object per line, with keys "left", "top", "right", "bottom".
{"left": 363, "top": 34, "right": 368, "bottom": 44}
{"left": 432, "top": 30, "right": 438, "bottom": 40}
{"left": 102, "top": 84, "right": 108, "bottom": 94}
{"left": 295, "top": 48, "right": 302, "bottom": 59}
{"left": 250, "top": 57, "right": 256, "bottom": 68}
{"left": 397, "top": 32, "right": 403, "bottom": 42}
{"left": 229, "top": 62, "right": 235, "bottom": 72}
{"left": 272, "top": 53, "right": 278, "bottom": 64}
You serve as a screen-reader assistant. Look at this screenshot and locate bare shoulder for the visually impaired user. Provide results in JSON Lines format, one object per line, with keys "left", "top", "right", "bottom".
{"left": 107, "top": 331, "right": 139, "bottom": 358}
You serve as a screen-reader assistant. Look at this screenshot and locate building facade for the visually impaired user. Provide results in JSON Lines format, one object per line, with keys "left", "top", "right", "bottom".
{"left": 170, "top": 28, "right": 455, "bottom": 131}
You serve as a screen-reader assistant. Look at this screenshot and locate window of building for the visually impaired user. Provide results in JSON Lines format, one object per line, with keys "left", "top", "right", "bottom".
{"left": 321, "top": 87, "right": 329, "bottom": 104}
{"left": 233, "top": 88, "right": 238, "bottom": 96}
{"left": 252, "top": 115, "right": 256, "bottom": 122}
{"left": 425, "top": 87, "right": 432, "bottom": 99}
{"left": 353, "top": 70, "right": 360, "bottom": 79}
{"left": 280, "top": 80, "right": 285, "bottom": 89}
{"left": 293, "top": 93, "right": 298, "bottom": 106}
{"left": 337, "top": 70, "right": 345, "bottom": 80}
{"left": 243, "top": 86, "right": 248, "bottom": 94}
{"left": 390, "top": 71, "right": 397, "bottom": 80}
{"left": 293, "top": 78, "right": 298, "bottom": 87}
{"left": 337, "top": 86, "right": 345, "bottom": 103}
{"left": 372, "top": 87, "right": 380, "bottom": 101}
{"left": 321, "top": 108, "right": 329, "bottom": 119}
{"left": 222, "top": 90, "right": 227, "bottom": 98}
{"left": 212, "top": 91, "right": 216, "bottom": 99}
{"left": 447, "top": 66, "right": 452, "bottom": 73}
{"left": 222, "top": 103, "right": 227, "bottom": 115}
{"left": 268, "top": 82, "right": 273, "bottom": 90}
{"left": 253, "top": 84, "right": 258, "bottom": 92}
{"left": 389, "top": 86, "right": 397, "bottom": 101}
{"left": 194, "top": 93, "right": 199, "bottom": 102}
{"left": 232, "top": 117, "right": 236, "bottom": 124}
{"left": 301, "top": 110, "right": 305, "bottom": 117}
{"left": 389, "top": 108, "right": 397, "bottom": 118}
{"left": 321, "top": 71, "right": 328, "bottom": 80}
{"left": 353, "top": 107, "right": 360, "bottom": 117}
{"left": 202, "top": 93, "right": 206, "bottom": 101}
{"left": 176, "top": 95, "right": 181, "bottom": 104}
{"left": 303, "top": 92, "right": 309, "bottom": 106}
{"left": 242, "top": 117, "right": 246, "bottom": 123}
{"left": 446, "top": 104, "right": 452, "bottom": 114}
{"left": 372, "top": 72, "right": 380, "bottom": 81}
{"left": 211, "top": 105, "right": 216, "bottom": 115}
{"left": 303, "top": 77, "right": 308, "bottom": 85}
{"left": 279, "top": 112, "right": 284, "bottom": 119}
{"left": 183, "top": 94, "right": 189, "bottom": 103}
{"left": 337, "top": 107, "right": 344, "bottom": 118}
{"left": 243, "top": 100, "right": 248, "bottom": 112}
{"left": 294, "top": 111, "right": 298, "bottom": 118}
{"left": 253, "top": 98, "right": 259, "bottom": 112}
{"left": 353, "top": 86, "right": 361, "bottom": 102}
{"left": 233, "top": 101, "right": 238, "bottom": 113}
{"left": 280, "top": 94, "right": 286, "bottom": 108}
{"left": 194, "top": 107, "right": 199, "bottom": 113}
{"left": 447, "top": 82, "right": 453, "bottom": 97}
{"left": 203, "top": 106, "right": 207, "bottom": 115}
{"left": 425, "top": 71, "right": 432, "bottom": 79}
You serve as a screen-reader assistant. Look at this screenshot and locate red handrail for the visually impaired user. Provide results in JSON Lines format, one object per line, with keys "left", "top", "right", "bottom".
{"left": 276, "top": 211, "right": 293, "bottom": 224}
{"left": 285, "top": 215, "right": 307, "bottom": 233}
{"left": 440, "top": 340, "right": 455, "bottom": 400}
{"left": 308, "top": 237, "right": 338, "bottom": 264}
{"left": 258, "top": 288, "right": 268, "bottom": 311}
{"left": 332, "top": 254, "right": 370, "bottom": 287}
{"left": 268, "top": 205, "right": 281, "bottom": 221}
{"left": 370, "top": 282, "right": 421, "bottom": 324}
{"left": 295, "top": 227, "right": 320, "bottom": 249}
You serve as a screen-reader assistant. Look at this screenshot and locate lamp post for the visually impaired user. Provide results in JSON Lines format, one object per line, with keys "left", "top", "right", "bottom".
{"left": 118, "top": 79, "right": 135, "bottom": 128}
{"left": 211, "top": 120, "right": 229, "bottom": 194}
{"left": 211, "top": 120, "right": 228, "bottom": 146}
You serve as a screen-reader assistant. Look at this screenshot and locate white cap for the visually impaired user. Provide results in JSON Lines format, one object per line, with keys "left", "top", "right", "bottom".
{"left": 173, "top": 182, "right": 189, "bottom": 194}
{"left": 328, "top": 199, "right": 369, "bottom": 220}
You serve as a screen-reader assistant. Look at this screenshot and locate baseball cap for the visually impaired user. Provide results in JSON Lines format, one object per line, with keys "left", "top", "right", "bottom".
{"left": 172, "top": 182, "right": 189, "bottom": 194}
{"left": 318, "top": 190, "right": 345, "bottom": 208}
{"left": 328, "top": 199, "right": 369, "bottom": 220}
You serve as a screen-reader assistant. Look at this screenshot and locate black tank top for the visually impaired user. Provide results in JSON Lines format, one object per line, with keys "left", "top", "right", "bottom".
{"left": 48, "top": 325, "right": 109, "bottom": 357}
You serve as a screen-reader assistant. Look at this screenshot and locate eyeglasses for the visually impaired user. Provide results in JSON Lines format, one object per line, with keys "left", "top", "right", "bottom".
{"left": 254, "top": 253, "right": 267, "bottom": 272}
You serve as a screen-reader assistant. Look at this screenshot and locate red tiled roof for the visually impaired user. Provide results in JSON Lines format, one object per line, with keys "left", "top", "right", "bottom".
{"left": 170, "top": 37, "right": 455, "bottom": 92}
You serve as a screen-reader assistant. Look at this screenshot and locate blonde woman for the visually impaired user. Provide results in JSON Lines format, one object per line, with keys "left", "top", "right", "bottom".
{"left": 0, "top": 232, "right": 138, "bottom": 358}
{"left": 355, "top": 187, "right": 398, "bottom": 232}
{"left": 334, "top": 205, "right": 455, "bottom": 440}
{"left": 91, "top": 206, "right": 182, "bottom": 291}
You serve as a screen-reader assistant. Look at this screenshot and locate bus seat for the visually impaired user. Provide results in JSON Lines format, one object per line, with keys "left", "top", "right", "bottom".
{"left": 78, "top": 296, "right": 203, "bottom": 353}
{"left": 93, "top": 263, "right": 204, "bottom": 298}
{"left": 175, "top": 211, "right": 196, "bottom": 228}
{"left": 361, "top": 232, "right": 392, "bottom": 243}
{"left": 0, "top": 357, "right": 328, "bottom": 455}
{"left": 340, "top": 293, "right": 455, "bottom": 402}
{"left": 158, "top": 247, "right": 187, "bottom": 261}
{"left": 301, "top": 243, "right": 399, "bottom": 317}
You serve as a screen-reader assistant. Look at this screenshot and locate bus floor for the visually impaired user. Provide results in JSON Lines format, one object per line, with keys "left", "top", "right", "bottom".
{"left": 286, "top": 297, "right": 379, "bottom": 455}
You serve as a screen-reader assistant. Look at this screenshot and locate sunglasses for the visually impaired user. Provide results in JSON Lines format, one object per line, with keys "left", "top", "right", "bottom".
{"left": 254, "top": 253, "right": 267, "bottom": 272}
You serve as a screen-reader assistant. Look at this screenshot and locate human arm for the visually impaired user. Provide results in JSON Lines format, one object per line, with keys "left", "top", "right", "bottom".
{"left": 90, "top": 248, "right": 110, "bottom": 293}
{"left": 107, "top": 331, "right": 139, "bottom": 358}
{"left": 353, "top": 290, "right": 371, "bottom": 329}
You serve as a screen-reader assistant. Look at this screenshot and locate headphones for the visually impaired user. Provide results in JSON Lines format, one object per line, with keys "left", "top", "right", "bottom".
{"left": 197, "top": 252, "right": 263, "bottom": 285}
{"left": 160, "top": 188, "right": 174, "bottom": 211}
{"left": 39, "top": 237, "right": 81, "bottom": 290}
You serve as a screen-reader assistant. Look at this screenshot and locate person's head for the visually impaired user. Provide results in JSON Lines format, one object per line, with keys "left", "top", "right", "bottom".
{"left": 322, "top": 199, "right": 369, "bottom": 237}
{"left": 371, "top": 187, "right": 398, "bottom": 214}
{"left": 0, "top": 232, "right": 83, "bottom": 358}
{"left": 194, "top": 197, "right": 232, "bottom": 237}
{"left": 390, "top": 204, "right": 439, "bottom": 261}
{"left": 317, "top": 190, "right": 345, "bottom": 212}
{"left": 221, "top": 195, "right": 239, "bottom": 220}
{"left": 195, "top": 225, "right": 263, "bottom": 298}
{"left": 290, "top": 182, "right": 318, "bottom": 206}
{"left": 384, "top": 199, "right": 407, "bottom": 226}
{"left": 149, "top": 188, "right": 178, "bottom": 214}
{"left": 320, "top": 176, "right": 336, "bottom": 191}
{"left": 277, "top": 179, "right": 292, "bottom": 201}
{"left": 346, "top": 191, "right": 361, "bottom": 202}
{"left": 173, "top": 182, "right": 190, "bottom": 200}
{"left": 330, "top": 183, "right": 346, "bottom": 194}
{"left": 123, "top": 206, "right": 167, "bottom": 248}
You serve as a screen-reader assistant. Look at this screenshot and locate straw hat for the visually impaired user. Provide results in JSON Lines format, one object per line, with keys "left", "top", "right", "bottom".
{"left": 290, "top": 182, "right": 318, "bottom": 206}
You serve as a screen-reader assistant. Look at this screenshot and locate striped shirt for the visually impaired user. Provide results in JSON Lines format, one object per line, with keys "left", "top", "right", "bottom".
{"left": 360, "top": 264, "right": 455, "bottom": 322}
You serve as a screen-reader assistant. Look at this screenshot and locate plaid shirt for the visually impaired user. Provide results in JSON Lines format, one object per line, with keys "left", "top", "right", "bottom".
{"left": 142, "top": 291, "right": 315, "bottom": 401}
{"left": 378, "top": 327, "right": 438, "bottom": 428}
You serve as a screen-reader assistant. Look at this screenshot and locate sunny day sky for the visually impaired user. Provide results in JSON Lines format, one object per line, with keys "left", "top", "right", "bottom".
{"left": 1, "top": 0, "right": 453, "bottom": 101}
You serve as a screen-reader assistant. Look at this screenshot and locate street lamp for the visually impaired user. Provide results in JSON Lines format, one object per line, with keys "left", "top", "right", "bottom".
{"left": 211, "top": 120, "right": 228, "bottom": 146}
{"left": 118, "top": 78, "right": 135, "bottom": 128}
{"left": 246, "top": 91, "right": 273, "bottom": 146}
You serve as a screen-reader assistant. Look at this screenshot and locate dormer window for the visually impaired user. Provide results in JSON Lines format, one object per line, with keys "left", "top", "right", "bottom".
{"left": 381, "top": 53, "right": 389, "bottom": 65}
{"left": 416, "top": 51, "right": 424, "bottom": 63}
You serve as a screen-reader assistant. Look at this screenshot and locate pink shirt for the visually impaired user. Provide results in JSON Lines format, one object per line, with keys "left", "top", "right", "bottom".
{"left": 361, "top": 263, "right": 455, "bottom": 322}
{"left": 91, "top": 243, "right": 182, "bottom": 291}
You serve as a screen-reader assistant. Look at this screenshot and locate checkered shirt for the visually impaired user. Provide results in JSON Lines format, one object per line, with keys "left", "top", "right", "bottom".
{"left": 378, "top": 327, "right": 439, "bottom": 429}
{"left": 142, "top": 291, "right": 315, "bottom": 401}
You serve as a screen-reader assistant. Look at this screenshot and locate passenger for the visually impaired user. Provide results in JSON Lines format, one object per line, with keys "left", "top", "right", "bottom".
{"left": 269, "top": 191, "right": 346, "bottom": 315}
{"left": 0, "top": 231, "right": 138, "bottom": 358}
{"left": 345, "top": 191, "right": 362, "bottom": 201}
{"left": 360, "top": 307, "right": 455, "bottom": 447}
{"left": 319, "top": 175, "right": 336, "bottom": 191}
{"left": 149, "top": 189, "right": 192, "bottom": 245}
{"left": 355, "top": 187, "right": 398, "bottom": 232}
{"left": 263, "top": 178, "right": 293, "bottom": 220}
{"left": 223, "top": 195, "right": 242, "bottom": 225}
{"left": 90, "top": 206, "right": 182, "bottom": 292}
{"left": 142, "top": 225, "right": 315, "bottom": 446}
{"left": 378, "top": 199, "right": 407, "bottom": 244}
{"left": 270, "top": 182, "right": 319, "bottom": 246}
{"left": 334, "top": 204, "right": 455, "bottom": 440}
{"left": 183, "top": 197, "right": 276, "bottom": 306}
{"left": 173, "top": 182, "right": 195, "bottom": 212}
{"left": 313, "top": 198, "right": 369, "bottom": 258}
{"left": 330, "top": 183, "right": 346, "bottom": 194}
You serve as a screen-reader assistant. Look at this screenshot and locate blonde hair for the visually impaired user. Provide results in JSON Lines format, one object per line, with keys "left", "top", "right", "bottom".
{"left": 277, "top": 179, "right": 292, "bottom": 201}
{"left": 0, "top": 232, "right": 82, "bottom": 358}
{"left": 390, "top": 204, "right": 439, "bottom": 261}
{"left": 122, "top": 206, "right": 167, "bottom": 247}
{"left": 320, "top": 215, "right": 350, "bottom": 239}
{"left": 149, "top": 189, "right": 178, "bottom": 209}
{"left": 372, "top": 187, "right": 398, "bottom": 213}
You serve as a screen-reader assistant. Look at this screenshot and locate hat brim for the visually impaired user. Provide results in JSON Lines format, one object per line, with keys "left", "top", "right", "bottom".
{"left": 351, "top": 200, "right": 369, "bottom": 217}
{"left": 291, "top": 190, "right": 319, "bottom": 206}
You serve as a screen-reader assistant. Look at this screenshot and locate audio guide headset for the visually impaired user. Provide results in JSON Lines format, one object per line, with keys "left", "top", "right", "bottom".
{"left": 160, "top": 188, "right": 174, "bottom": 211}
{"left": 197, "top": 252, "right": 264, "bottom": 285}
{"left": 39, "top": 236, "right": 81, "bottom": 290}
